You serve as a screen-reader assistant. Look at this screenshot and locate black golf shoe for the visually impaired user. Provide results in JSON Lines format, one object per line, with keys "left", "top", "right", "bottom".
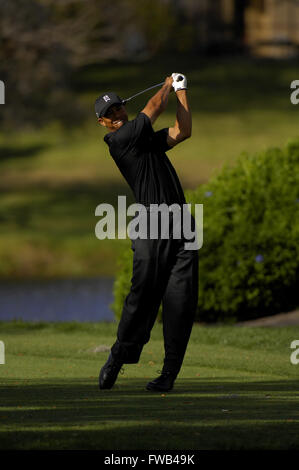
{"left": 146, "top": 371, "right": 177, "bottom": 392}
{"left": 99, "top": 353, "right": 124, "bottom": 390}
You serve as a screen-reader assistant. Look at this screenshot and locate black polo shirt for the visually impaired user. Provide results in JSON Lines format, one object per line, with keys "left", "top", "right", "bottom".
{"left": 104, "top": 112, "right": 186, "bottom": 206}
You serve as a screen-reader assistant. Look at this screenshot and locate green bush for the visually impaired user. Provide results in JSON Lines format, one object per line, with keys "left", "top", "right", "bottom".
{"left": 111, "top": 245, "right": 134, "bottom": 322}
{"left": 111, "top": 140, "right": 299, "bottom": 323}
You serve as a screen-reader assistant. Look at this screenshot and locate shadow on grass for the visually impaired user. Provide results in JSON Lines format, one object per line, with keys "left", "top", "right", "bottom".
{"left": 0, "top": 377, "right": 299, "bottom": 450}
{"left": 0, "top": 180, "right": 134, "bottom": 233}
{"left": 0, "top": 143, "right": 50, "bottom": 161}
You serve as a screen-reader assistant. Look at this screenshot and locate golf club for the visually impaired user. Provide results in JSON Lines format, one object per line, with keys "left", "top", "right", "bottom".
{"left": 122, "top": 75, "right": 184, "bottom": 104}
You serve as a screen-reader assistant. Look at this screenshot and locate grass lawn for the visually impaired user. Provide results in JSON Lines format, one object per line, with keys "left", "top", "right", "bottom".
{"left": 0, "top": 321, "right": 299, "bottom": 450}
{"left": 0, "top": 57, "right": 299, "bottom": 279}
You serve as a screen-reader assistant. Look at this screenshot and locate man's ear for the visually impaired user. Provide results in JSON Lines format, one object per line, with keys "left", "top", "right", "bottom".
{"left": 98, "top": 117, "right": 106, "bottom": 128}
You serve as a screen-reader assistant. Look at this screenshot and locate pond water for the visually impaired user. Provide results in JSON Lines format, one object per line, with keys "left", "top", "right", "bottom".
{"left": 0, "top": 278, "right": 116, "bottom": 322}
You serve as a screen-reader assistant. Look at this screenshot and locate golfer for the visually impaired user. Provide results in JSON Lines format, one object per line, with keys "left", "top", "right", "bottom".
{"left": 95, "top": 73, "right": 198, "bottom": 392}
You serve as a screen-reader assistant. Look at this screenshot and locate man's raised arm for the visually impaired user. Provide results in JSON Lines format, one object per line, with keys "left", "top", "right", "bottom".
{"left": 167, "top": 74, "right": 191, "bottom": 148}
{"left": 141, "top": 76, "right": 173, "bottom": 125}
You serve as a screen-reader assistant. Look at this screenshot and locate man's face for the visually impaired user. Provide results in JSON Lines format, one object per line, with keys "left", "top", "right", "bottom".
{"left": 98, "top": 104, "right": 128, "bottom": 132}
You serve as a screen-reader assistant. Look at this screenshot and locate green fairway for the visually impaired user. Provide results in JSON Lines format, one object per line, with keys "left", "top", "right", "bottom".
{"left": 1, "top": 57, "right": 299, "bottom": 279}
{"left": 0, "top": 321, "right": 299, "bottom": 450}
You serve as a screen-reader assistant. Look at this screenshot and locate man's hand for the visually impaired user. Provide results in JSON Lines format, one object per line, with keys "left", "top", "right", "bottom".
{"left": 171, "top": 73, "right": 187, "bottom": 92}
{"left": 164, "top": 75, "right": 174, "bottom": 91}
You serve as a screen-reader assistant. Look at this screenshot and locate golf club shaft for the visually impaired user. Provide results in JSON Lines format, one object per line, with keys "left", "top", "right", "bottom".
{"left": 122, "top": 75, "right": 184, "bottom": 104}
{"left": 123, "top": 82, "right": 165, "bottom": 103}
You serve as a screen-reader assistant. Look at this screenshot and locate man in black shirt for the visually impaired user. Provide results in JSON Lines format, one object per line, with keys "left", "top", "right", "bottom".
{"left": 95, "top": 74, "right": 198, "bottom": 392}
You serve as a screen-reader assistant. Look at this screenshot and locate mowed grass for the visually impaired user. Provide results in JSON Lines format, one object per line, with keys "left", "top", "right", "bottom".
{"left": 0, "top": 56, "right": 299, "bottom": 278}
{"left": 0, "top": 321, "right": 299, "bottom": 450}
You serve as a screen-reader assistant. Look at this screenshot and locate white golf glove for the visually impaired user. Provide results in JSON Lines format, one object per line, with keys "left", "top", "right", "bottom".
{"left": 171, "top": 73, "right": 187, "bottom": 92}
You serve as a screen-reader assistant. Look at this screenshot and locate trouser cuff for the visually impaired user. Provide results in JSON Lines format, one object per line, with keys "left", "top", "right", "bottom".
{"left": 162, "top": 360, "right": 182, "bottom": 376}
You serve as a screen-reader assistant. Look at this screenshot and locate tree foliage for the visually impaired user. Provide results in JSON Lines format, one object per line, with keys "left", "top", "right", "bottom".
{"left": 0, "top": 0, "right": 197, "bottom": 128}
{"left": 0, "top": 0, "right": 83, "bottom": 128}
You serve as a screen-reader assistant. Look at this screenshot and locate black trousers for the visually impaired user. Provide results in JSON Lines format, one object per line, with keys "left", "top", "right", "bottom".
{"left": 111, "top": 210, "right": 199, "bottom": 375}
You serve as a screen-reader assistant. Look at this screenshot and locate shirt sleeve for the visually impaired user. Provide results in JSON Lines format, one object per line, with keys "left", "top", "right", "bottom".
{"left": 153, "top": 128, "right": 173, "bottom": 153}
{"left": 111, "top": 112, "right": 153, "bottom": 157}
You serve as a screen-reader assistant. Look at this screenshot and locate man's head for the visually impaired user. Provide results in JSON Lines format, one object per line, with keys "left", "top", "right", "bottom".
{"left": 95, "top": 92, "right": 128, "bottom": 132}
